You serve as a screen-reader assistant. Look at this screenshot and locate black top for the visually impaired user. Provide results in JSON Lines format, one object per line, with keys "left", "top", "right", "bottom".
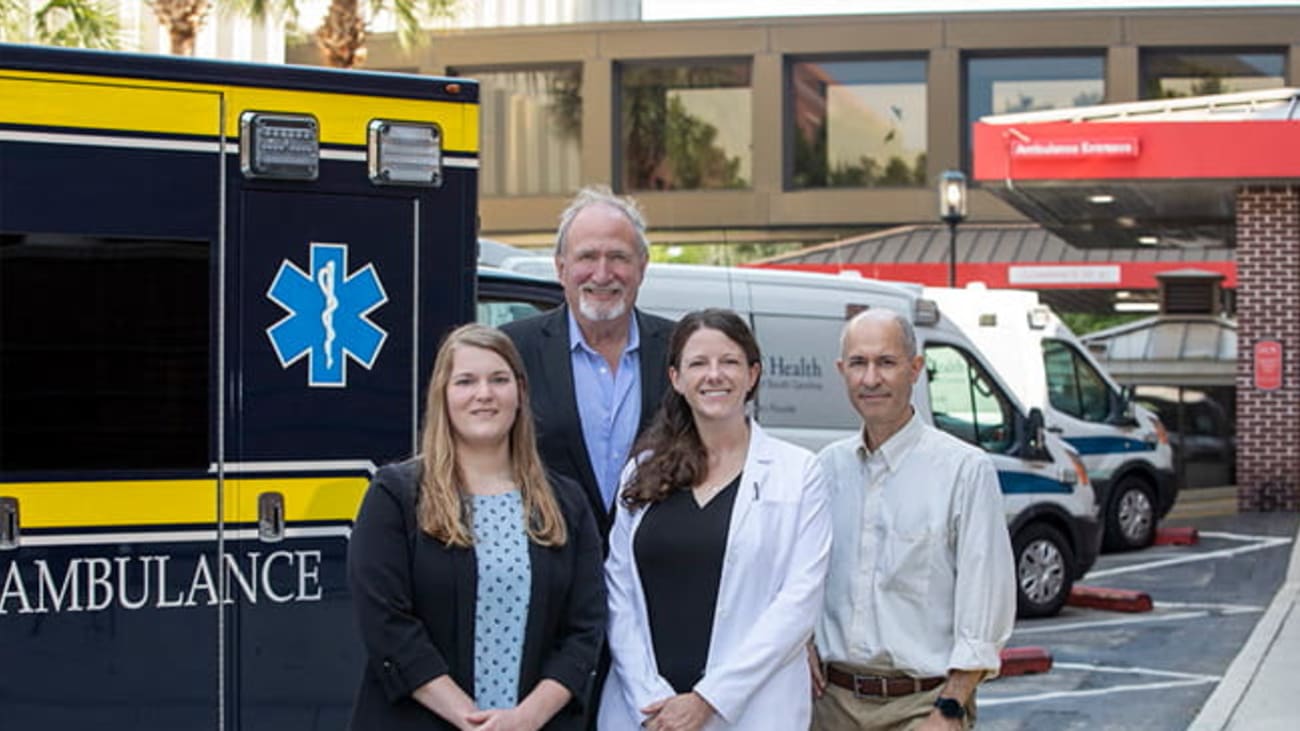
{"left": 634, "top": 473, "right": 742, "bottom": 694}
{"left": 346, "top": 458, "right": 606, "bottom": 731}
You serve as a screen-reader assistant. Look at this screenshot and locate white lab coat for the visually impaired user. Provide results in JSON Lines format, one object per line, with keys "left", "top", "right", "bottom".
{"left": 598, "top": 422, "right": 831, "bottom": 730}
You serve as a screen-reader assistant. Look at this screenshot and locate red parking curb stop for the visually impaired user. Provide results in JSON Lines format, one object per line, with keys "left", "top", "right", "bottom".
{"left": 999, "top": 646, "right": 1053, "bottom": 677}
{"left": 1154, "top": 527, "right": 1199, "bottom": 546}
{"left": 1068, "top": 585, "right": 1154, "bottom": 613}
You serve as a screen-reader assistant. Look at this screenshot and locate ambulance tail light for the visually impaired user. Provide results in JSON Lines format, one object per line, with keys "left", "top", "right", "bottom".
{"left": 369, "top": 120, "right": 442, "bottom": 187}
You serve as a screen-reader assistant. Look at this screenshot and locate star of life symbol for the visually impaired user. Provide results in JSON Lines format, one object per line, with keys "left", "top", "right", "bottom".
{"left": 266, "top": 243, "right": 388, "bottom": 387}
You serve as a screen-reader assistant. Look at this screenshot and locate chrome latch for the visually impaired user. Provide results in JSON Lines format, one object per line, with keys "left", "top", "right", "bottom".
{"left": 257, "top": 492, "right": 285, "bottom": 543}
{"left": 0, "top": 497, "right": 18, "bottom": 550}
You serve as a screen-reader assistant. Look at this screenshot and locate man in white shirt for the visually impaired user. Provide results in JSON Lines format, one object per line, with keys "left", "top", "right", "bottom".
{"left": 809, "top": 308, "right": 1015, "bottom": 731}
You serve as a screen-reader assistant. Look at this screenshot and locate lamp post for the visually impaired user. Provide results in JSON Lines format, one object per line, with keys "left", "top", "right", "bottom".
{"left": 938, "top": 170, "right": 967, "bottom": 287}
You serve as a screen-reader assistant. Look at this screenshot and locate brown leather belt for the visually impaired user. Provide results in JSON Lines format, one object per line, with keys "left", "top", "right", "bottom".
{"left": 825, "top": 664, "right": 945, "bottom": 698}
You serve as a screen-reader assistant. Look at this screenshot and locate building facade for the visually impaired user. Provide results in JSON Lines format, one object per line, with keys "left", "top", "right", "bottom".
{"left": 287, "top": 6, "right": 1300, "bottom": 246}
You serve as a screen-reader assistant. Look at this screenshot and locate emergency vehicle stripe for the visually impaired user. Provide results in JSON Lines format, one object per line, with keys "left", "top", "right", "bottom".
{"left": 2, "top": 477, "right": 370, "bottom": 530}
{"left": 21, "top": 525, "right": 352, "bottom": 547}
{"left": 0, "top": 70, "right": 479, "bottom": 152}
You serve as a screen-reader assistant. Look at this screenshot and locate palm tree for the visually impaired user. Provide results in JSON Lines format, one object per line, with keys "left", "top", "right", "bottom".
{"left": 310, "top": 0, "right": 456, "bottom": 69}
{"left": 147, "top": 0, "right": 210, "bottom": 55}
{"left": 0, "top": 0, "right": 120, "bottom": 49}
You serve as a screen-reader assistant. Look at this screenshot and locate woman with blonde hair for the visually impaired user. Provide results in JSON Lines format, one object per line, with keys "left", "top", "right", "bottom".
{"left": 348, "top": 323, "right": 605, "bottom": 731}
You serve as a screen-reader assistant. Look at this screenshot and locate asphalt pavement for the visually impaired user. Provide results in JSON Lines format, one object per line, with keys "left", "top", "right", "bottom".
{"left": 976, "top": 487, "right": 1299, "bottom": 731}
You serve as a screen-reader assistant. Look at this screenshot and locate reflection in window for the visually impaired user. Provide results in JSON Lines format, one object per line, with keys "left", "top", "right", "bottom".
{"left": 1141, "top": 49, "right": 1285, "bottom": 99}
{"left": 0, "top": 233, "right": 209, "bottom": 471}
{"left": 790, "top": 58, "right": 927, "bottom": 189}
{"left": 925, "top": 344, "right": 1014, "bottom": 453}
{"left": 463, "top": 66, "right": 582, "bottom": 196}
{"left": 1043, "top": 339, "right": 1111, "bottom": 422}
{"left": 1135, "top": 385, "right": 1236, "bottom": 488}
{"left": 965, "top": 55, "right": 1104, "bottom": 166}
{"left": 619, "top": 61, "right": 751, "bottom": 191}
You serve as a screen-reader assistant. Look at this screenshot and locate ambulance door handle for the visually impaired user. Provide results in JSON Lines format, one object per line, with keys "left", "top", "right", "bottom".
{"left": 0, "top": 497, "right": 18, "bottom": 550}
{"left": 257, "top": 492, "right": 285, "bottom": 543}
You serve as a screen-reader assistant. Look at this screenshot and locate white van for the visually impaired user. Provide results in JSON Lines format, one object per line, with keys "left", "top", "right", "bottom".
{"left": 924, "top": 285, "right": 1176, "bottom": 551}
{"left": 499, "top": 257, "right": 1101, "bottom": 618}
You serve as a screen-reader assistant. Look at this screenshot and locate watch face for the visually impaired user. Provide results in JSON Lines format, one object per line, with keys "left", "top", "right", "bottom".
{"left": 935, "top": 697, "right": 966, "bottom": 719}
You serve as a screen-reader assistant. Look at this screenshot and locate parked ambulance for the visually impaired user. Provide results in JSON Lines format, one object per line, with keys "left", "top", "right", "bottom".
{"left": 498, "top": 257, "right": 1101, "bottom": 618}
{"left": 0, "top": 44, "right": 480, "bottom": 729}
{"left": 925, "top": 284, "right": 1176, "bottom": 551}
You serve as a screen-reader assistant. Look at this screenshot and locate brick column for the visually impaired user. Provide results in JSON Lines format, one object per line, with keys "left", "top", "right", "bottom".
{"left": 1236, "top": 185, "right": 1300, "bottom": 511}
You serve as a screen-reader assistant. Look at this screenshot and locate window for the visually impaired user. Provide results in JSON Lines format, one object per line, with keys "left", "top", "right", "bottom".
{"left": 0, "top": 233, "right": 209, "bottom": 471}
{"left": 965, "top": 54, "right": 1104, "bottom": 168}
{"left": 1141, "top": 49, "right": 1286, "bottom": 99}
{"left": 619, "top": 60, "right": 752, "bottom": 191}
{"left": 924, "top": 343, "right": 1014, "bottom": 453}
{"left": 458, "top": 66, "right": 582, "bottom": 196}
{"left": 1042, "top": 339, "right": 1111, "bottom": 422}
{"left": 789, "top": 57, "right": 927, "bottom": 189}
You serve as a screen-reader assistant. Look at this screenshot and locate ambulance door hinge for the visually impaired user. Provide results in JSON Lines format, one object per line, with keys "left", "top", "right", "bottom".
{"left": 0, "top": 497, "right": 18, "bottom": 550}
{"left": 257, "top": 492, "right": 285, "bottom": 543}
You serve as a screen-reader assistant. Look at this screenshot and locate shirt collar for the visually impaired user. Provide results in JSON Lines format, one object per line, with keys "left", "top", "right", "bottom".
{"left": 567, "top": 307, "right": 640, "bottom": 356}
{"left": 856, "top": 409, "right": 925, "bottom": 472}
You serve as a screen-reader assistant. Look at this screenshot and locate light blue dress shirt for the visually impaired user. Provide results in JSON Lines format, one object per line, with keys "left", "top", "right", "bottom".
{"left": 569, "top": 311, "right": 643, "bottom": 512}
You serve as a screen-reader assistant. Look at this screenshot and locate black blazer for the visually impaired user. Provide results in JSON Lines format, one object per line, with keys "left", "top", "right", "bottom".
{"left": 347, "top": 459, "right": 606, "bottom": 731}
{"left": 502, "top": 305, "right": 675, "bottom": 536}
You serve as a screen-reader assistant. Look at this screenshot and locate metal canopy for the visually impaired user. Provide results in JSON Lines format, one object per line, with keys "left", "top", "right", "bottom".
{"left": 1081, "top": 315, "right": 1238, "bottom": 386}
{"left": 751, "top": 223, "right": 1233, "bottom": 313}
{"left": 973, "top": 88, "right": 1300, "bottom": 251}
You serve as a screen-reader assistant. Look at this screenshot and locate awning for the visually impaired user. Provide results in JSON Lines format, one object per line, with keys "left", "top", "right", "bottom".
{"left": 1081, "top": 315, "right": 1237, "bottom": 386}
{"left": 748, "top": 223, "right": 1233, "bottom": 313}
{"left": 972, "top": 88, "right": 1300, "bottom": 250}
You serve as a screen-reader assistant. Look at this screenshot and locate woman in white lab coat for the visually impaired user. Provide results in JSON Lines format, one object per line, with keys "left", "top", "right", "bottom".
{"left": 598, "top": 308, "right": 831, "bottom": 731}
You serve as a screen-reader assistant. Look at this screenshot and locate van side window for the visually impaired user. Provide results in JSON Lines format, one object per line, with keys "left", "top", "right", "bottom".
{"left": 477, "top": 299, "right": 546, "bottom": 327}
{"left": 924, "top": 344, "right": 1014, "bottom": 453}
{"left": 1043, "top": 339, "right": 1110, "bottom": 422}
{"left": 0, "top": 233, "right": 209, "bottom": 471}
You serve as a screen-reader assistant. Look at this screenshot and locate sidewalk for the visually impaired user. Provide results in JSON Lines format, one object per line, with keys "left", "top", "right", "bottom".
{"left": 1187, "top": 510, "right": 1300, "bottom": 731}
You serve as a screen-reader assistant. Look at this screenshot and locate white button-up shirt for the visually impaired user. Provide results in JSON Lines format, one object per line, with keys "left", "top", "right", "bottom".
{"left": 814, "top": 411, "right": 1015, "bottom": 678}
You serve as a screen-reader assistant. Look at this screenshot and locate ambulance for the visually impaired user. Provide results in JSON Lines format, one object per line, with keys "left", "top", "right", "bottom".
{"left": 925, "top": 285, "right": 1176, "bottom": 551}
{"left": 0, "top": 44, "right": 479, "bottom": 728}
{"left": 498, "top": 256, "right": 1102, "bottom": 618}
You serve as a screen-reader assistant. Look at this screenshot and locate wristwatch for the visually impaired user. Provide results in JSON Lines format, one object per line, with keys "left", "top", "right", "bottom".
{"left": 933, "top": 696, "right": 966, "bottom": 720}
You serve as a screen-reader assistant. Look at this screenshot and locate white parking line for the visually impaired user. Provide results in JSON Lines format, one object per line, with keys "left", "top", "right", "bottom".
{"left": 1014, "top": 610, "right": 1209, "bottom": 635}
{"left": 1086, "top": 534, "right": 1292, "bottom": 580}
{"left": 1053, "top": 661, "right": 1220, "bottom": 682}
{"left": 981, "top": 678, "right": 1217, "bottom": 706}
{"left": 982, "top": 662, "right": 1221, "bottom": 706}
{"left": 1154, "top": 600, "right": 1265, "bottom": 615}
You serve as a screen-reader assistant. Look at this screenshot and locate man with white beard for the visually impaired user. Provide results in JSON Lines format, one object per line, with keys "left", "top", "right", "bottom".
{"left": 502, "top": 185, "right": 674, "bottom": 542}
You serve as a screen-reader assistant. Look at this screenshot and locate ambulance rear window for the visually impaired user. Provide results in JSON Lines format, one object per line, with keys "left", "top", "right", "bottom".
{"left": 0, "top": 233, "right": 208, "bottom": 473}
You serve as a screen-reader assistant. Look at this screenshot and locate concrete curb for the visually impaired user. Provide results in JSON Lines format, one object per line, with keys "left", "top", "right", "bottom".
{"left": 1187, "top": 522, "right": 1300, "bottom": 731}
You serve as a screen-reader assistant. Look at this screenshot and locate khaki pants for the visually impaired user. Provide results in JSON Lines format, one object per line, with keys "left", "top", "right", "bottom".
{"left": 811, "top": 668, "right": 975, "bottom": 731}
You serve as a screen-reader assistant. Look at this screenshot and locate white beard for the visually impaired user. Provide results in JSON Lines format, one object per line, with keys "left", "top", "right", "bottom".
{"left": 577, "top": 292, "right": 628, "bottom": 322}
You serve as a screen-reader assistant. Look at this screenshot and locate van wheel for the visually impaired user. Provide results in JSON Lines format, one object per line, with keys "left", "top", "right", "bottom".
{"left": 1013, "top": 523, "right": 1074, "bottom": 619}
{"left": 1103, "top": 477, "right": 1156, "bottom": 552}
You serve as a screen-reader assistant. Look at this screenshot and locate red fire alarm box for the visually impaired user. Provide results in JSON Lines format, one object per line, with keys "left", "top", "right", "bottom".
{"left": 1254, "top": 340, "right": 1283, "bottom": 391}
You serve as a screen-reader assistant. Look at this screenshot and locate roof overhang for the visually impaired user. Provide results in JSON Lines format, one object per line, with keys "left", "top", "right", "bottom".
{"left": 973, "top": 89, "right": 1300, "bottom": 249}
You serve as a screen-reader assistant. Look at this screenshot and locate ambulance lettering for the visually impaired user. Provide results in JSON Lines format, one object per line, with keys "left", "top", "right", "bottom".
{"left": 0, "top": 550, "right": 323, "bottom": 615}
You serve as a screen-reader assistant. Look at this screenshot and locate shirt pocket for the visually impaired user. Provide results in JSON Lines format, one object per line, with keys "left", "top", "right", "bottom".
{"left": 878, "top": 527, "right": 935, "bottom": 602}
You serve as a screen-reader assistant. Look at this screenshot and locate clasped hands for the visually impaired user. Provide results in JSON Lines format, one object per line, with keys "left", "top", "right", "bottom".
{"left": 640, "top": 691, "right": 716, "bottom": 731}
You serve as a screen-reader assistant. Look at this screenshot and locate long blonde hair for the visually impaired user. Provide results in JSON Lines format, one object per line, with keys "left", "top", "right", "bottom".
{"left": 418, "top": 324, "right": 566, "bottom": 547}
